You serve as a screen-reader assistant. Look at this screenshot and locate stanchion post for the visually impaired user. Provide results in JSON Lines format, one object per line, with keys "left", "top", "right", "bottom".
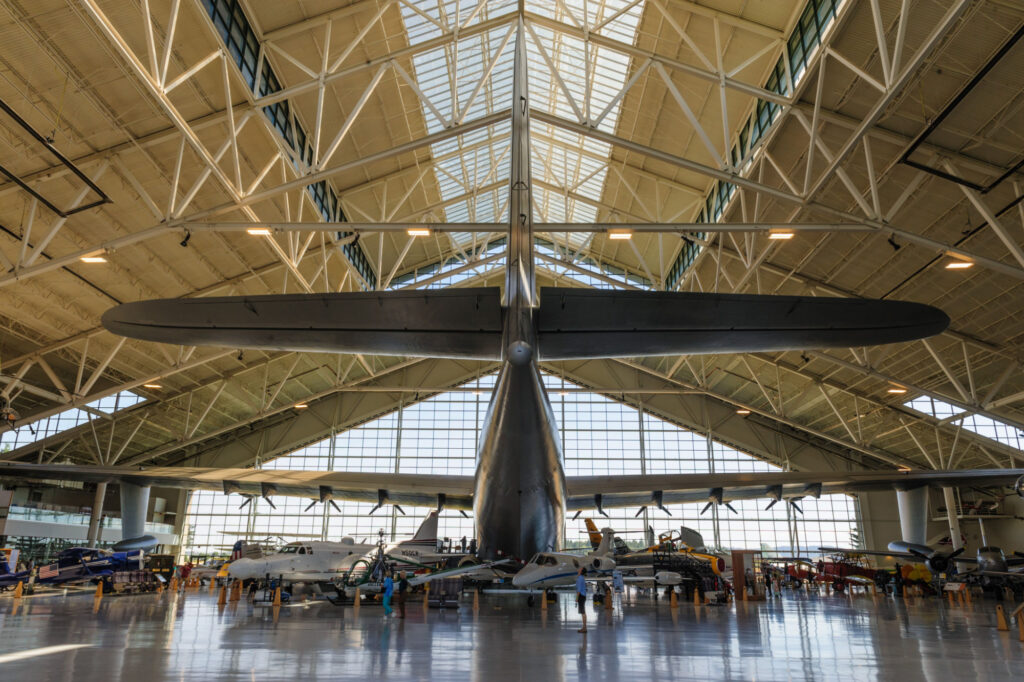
{"left": 996, "top": 604, "right": 1009, "bottom": 631}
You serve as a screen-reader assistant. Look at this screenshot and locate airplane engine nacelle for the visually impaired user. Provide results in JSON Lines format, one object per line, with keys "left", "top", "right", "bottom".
{"left": 591, "top": 557, "right": 615, "bottom": 572}
{"left": 654, "top": 571, "right": 683, "bottom": 586}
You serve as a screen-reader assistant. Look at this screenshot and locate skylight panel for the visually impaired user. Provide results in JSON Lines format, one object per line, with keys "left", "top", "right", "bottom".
{"left": 904, "top": 396, "right": 1024, "bottom": 452}
{"left": 0, "top": 390, "right": 146, "bottom": 452}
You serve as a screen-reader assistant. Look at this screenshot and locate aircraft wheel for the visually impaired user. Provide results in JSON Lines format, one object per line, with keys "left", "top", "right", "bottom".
{"left": 832, "top": 581, "right": 845, "bottom": 593}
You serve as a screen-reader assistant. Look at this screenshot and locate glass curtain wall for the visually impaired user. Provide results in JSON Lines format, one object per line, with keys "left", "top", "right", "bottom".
{"left": 183, "top": 375, "right": 860, "bottom": 558}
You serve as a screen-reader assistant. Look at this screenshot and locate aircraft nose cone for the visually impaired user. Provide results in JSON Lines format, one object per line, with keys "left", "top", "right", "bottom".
{"left": 228, "top": 559, "right": 255, "bottom": 580}
{"left": 511, "top": 569, "right": 531, "bottom": 587}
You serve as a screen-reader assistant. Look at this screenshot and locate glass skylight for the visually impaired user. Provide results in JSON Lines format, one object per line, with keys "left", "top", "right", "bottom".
{"left": 394, "top": 0, "right": 644, "bottom": 277}
{"left": 904, "top": 396, "right": 1024, "bottom": 452}
{"left": 0, "top": 391, "right": 146, "bottom": 453}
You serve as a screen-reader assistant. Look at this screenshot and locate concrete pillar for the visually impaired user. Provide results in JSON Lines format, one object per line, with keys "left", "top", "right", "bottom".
{"left": 120, "top": 482, "right": 151, "bottom": 540}
{"left": 942, "top": 487, "right": 963, "bottom": 550}
{"left": 87, "top": 482, "right": 107, "bottom": 548}
{"left": 896, "top": 487, "right": 929, "bottom": 546}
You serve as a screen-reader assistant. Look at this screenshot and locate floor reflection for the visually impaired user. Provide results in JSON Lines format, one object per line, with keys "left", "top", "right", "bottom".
{"left": 0, "top": 589, "right": 1020, "bottom": 680}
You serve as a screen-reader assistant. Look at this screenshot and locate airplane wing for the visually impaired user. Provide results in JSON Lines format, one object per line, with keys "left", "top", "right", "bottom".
{"left": 536, "top": 288, "right": 949, "bottom": 360}
{"left": 407, "top": 559, "right": 515, "bottom": 585}
{"left": 0, "top": 462, "right": 474, "bottom": 511}
{"left": 102, "top": 288, "right": 503, "bottom": 360}
{"left": 565, "top": 470, "right": 1024, "bottom": 511}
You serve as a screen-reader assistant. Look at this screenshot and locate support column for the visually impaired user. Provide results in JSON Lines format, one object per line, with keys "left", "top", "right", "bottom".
{"left": 896, "top": 487, "right": 929, "bottom": 545}
{"left": 942, "top": 487, "right": 963, "bottom": 550}
{"left": 120, "top": 482, "right": 151, "bottom": 540}
{"left": 87, "top": 482, "right": 107, "bottom": 548}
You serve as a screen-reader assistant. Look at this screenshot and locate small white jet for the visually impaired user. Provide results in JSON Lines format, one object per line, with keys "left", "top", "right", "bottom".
{"left": 227, "top": 512, "right": 444, "bottom": 584}
{"left": 511, "top": 528, "right": 685, "bottom": 589}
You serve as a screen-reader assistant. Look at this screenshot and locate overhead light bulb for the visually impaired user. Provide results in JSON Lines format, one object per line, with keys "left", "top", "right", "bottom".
{"left": 294, "top": 403, "right": 308, "bottom": 409}
{"left": 142, "top": 383, "right": 162, "bottom": 389}
{"left": 887, "top": 387, "right": 907, "bottom": 394}
{"left": 608, "top": 229, "right": 632, "bottom": 240}
{"left": 80, "top": 255, "right": 107, "bottom": 263}
{"left": 736, "top": 408, "right": 751, "bottom": 415}
{"left": 407, "top": 227, "right": 432, "bottom": 237}
{"left": 945, "top": 259, "right": 973, "bottom": 270}
{"left": 768, "top": 230, "right": 794, "bottom": 240}
{"left": 247, "top": 227, "right": 272, "bottom": 236}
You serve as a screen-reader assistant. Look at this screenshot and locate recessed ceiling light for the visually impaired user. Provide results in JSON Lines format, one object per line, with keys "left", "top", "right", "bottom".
{"left": 768, "top": 230, "right": 794, "bottom": 240}
{"left": 142, "top": 383, "right": 162, "bottom": 389}
{"left": 294, "top": 403, "right": 308, "bottom": 409}
{"left": 608, "top": 229, "right": 632, "bottom": 240}
{"left": 246, "top": 227, "right": 272, "bottom": 236}
{"left": 945, "top": 260, "right": 973, "bottom": 270}
{"left": 736, "top": 408, "right": 751, "bottom": 415}
{"left": 407, "top": 228, "right": 431, "bottom": 237}
{"left": 80, "top": 255, "right": 107, "bottom": 263}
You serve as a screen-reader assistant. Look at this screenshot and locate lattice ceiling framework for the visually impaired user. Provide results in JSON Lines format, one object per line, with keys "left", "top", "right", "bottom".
{"left": 0, "top": 0, "right": 1021, "bottom": 475}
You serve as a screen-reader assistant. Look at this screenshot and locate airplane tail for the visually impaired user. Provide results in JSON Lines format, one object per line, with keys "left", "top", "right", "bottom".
{"left": 584, "top": 518, "right": 603, "bottom": 550}
{"left": 412, "top": 511, "right": 439, "bottom": 543}
{"left": 232, "top": 541, "right": 263, "bottom": 560}
{"left": 678, "top": 527, "right": 706, "bottom": 550}
{"left": 595, "top": 528, "right": 615, "bottom": 556}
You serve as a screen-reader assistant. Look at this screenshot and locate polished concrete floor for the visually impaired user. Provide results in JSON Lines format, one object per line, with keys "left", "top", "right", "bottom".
{"left": 0, "top": 587, "right": 1021, "bottom": 680}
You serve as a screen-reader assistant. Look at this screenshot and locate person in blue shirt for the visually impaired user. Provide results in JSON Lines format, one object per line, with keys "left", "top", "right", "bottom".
{"left": 382, "top": 571, "right": 394, "bottom": 616}
{"left": 576, "top": 567, "right": 588, "bottom": 633}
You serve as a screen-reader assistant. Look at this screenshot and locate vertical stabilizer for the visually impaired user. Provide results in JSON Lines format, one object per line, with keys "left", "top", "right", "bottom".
{"left": 678, "top": 527, "right": 706, "bottom": 550}
{"left": 412, "top": 511, "right": 439, "bottom": 542}
{"left": 595, "top": 528, "right": 615, "bottom": 556}
{"left": 585, "top": 518, "right": 603, "bottom": 549}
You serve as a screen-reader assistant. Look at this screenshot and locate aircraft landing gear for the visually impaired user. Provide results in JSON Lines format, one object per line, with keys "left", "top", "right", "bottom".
{"left": 832, "top": 580, "right": 845, "bottom": 593}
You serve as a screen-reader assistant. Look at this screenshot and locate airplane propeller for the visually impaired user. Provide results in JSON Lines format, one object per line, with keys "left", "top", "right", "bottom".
{"left": 700, "top": 487, "right": 737, "bottom": 515}
{"left": 305, "top": 485, "right": 342, "bottom": 512}
{"left": 368, "top": 488, "right": 405, "bottom": 516}
{"left": 634, "top": 490, "right": 672, "bottom": 517}
{"left": 890, "top": 541, "right": 965, "bottom": 573}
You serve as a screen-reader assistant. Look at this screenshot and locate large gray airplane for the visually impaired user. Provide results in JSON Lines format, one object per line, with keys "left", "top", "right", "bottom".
{"left": 2, "top": 27, "right": 1019, "bottom": 561}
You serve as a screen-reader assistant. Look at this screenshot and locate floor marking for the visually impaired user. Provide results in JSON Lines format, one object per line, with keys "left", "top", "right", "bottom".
{"left": 0, "top": 644, "right": 90, "bottom": 663}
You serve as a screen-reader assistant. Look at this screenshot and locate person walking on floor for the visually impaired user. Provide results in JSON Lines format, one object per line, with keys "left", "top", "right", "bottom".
{"left": 397, "top": 572, "right": 410, "bottom": 618}
{"left": 576, "top": 567, "right": 588, "bottom": 634}
{"left": 382, "top": 571, "right": 394, "bottom": 616}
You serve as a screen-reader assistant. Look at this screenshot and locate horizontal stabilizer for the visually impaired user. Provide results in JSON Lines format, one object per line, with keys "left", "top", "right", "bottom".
{"left": 536, "top": 288, "right": 949, "bottom": 360}
{"left": 102, "top": 289, "right": 503, "bottom": 360}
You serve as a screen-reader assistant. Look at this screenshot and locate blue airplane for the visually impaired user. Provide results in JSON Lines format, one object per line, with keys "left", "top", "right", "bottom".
{"left": 0, "top": 547, "right": 145, "bottom": 590}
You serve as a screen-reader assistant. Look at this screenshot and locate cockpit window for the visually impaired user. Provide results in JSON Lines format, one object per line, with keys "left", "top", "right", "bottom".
{"left": 280, "top": 546, "right": 299, "bottom": 554}
{"left": 297, "top": 547, "right": 306, "bottom": 555}
{"left": 527, "top": 553, "right": 540, "bottom": 565}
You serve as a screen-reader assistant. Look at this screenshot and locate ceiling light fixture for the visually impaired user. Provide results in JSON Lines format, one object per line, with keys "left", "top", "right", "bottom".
{"left": 945, "top": 259, "right": 973, "bottom": 270}
{"left": 608, "top": 229, "right": 632, "bottom": 240}
{"left": 142, "top": 383, "right": 162, "bottom": 389}
{"left": 80, "top": 254, "right": 107, "bottom": 263}
{"left": 407, "top": 227, "right": 431, "bottom": 237}
{"left": 768, "top": 230, "right": 794, "bottom": 240}
{"left": 246, "top": 227, "right": 272, "bottom": 236}
{"left": 294, "top": 403, "right": 308, "bottom": 409}
{"left": 887, "top": 387, "right": 907, "bottom": 394}
{"left": 736, "top": 408, "right": 751, "bottom": 415}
